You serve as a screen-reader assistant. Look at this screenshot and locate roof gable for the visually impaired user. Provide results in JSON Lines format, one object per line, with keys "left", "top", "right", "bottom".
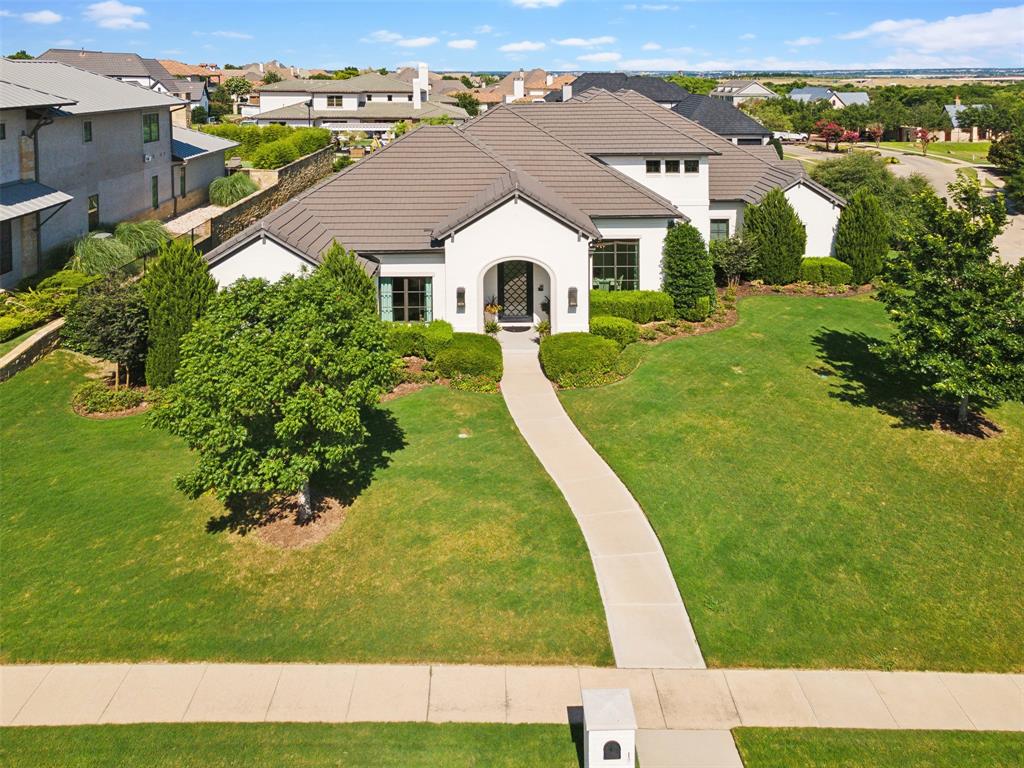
{"left": 672, "top": 93, "right": 771, "bottom": 137}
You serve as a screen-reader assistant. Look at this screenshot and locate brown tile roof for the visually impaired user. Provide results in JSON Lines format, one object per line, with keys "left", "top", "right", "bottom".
{"left": 38, "top": 48, "right": 150, "bottom": 77}
{"left": 158, "top": 60, "right": 218, "bottom": 77}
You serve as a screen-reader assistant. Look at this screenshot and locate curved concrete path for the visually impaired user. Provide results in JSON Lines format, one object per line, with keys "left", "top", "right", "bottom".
{"left": 498, "top": 331, "right": 704, "bottom": 669}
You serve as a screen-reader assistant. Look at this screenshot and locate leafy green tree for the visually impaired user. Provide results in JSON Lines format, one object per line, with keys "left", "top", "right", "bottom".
{"left": 664, "top": 75, "right": 717, "bottom": 95}
{"left": 6, "top": 50, "right": 32, "bottom": 59}
{"left": 191, "top": 106, "right": 208, "bottom": 125}
{"left": 741, "top": 99, "right": 793, "bottom": 132}
{"left": 710, "top": 235, "right": 758, "bottom": 286}
{"left": 661, "top": 223, "right": 716, "bottom": 319}
{"left": 454, "top": 91, "right": 480, "bottom": 116}
{"left": 460, "top": 75, "right": 474, "bottom": 89}
{"left": 63, "top": 279, "right": 149, "bottom": 388}
{"left": 744, "top": 188, "right": 806, "bottom": 284}
{"left": 142, "top": 239, "right": 217, "bottom": 388}
{"left": 834, "top": 190, "right": 889, "bottom": 284}
{"left": 221, "top": 76, "right": 253, "bottom": 97}
{"left": 152, "top": 269, "right": 396, "bottom": 522}
{"left": 877, "top": 173, "right": 1022, "bottom": 425}
{"left": 262, "top": 71, "right": 283, "bottom": 84}
{"left": 319, "top": 241, "right": 376, "bottom": 312}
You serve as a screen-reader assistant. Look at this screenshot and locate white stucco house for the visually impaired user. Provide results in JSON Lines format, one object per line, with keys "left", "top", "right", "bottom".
{"left": 709, "top": 80, "right": 779, "bottom": 105}
{"left": 204, "top": 88, "right": 844, "bottom": 334}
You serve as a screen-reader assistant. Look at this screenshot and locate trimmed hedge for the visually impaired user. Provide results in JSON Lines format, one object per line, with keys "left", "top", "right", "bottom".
{"left": 434, "top": 332, "right": 502, "bottom": 381}
{"left": 589, "top": 290, "right": 674, "bottom": 324}
{"left": 0, "top": 270, "right": 100, "bottom": 342}
{"left": 387, "top": 320, "right": 454, "bottom": 360}
{"left": 590, "top": 315, "right": 639, "bottom": 349}
{"left": 539, "top": 332, "right": 619, "bottom": 388}
{"left": 800, "top": 257, "right": 854, "bottom": 286}
{"left": 72, "top": 381, "right": 145, "bottom": 414}
{"left": 250, "top": 139, "right": 300, "bottom": 170}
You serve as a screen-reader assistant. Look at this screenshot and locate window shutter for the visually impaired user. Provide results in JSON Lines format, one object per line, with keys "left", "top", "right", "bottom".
{"left": 423, "top": 277, "right": 433, "bottom": 322}
{"left": 379, "top": 277, "right": 393, "bottom": 321}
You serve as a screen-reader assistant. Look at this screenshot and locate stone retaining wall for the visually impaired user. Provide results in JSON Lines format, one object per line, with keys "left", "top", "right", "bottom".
{"left": 0, "top": 317, "right": 65, "bottom": 382}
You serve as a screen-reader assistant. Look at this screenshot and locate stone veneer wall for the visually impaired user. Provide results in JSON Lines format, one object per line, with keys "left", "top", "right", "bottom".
{"left": 0, "top": 318, "right": 64, "bottom": 382}
{"left": 210, "top": 147, "right": 334, "bottom": 246}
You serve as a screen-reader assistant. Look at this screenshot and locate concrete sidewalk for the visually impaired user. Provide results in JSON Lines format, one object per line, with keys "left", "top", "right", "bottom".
{"left": 4, "top": 664, "right": 1022, "bottom": 731}
{"left": 498, "top": 332, "right": 705, "bottom": 669}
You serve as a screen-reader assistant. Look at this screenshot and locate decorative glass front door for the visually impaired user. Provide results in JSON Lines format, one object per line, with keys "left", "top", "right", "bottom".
{"left": 498, "top": 261, "right": 533, "bottom": 322}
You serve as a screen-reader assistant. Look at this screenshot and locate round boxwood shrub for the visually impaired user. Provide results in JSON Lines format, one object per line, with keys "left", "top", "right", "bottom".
{"left": 387, "top": 319, "right": 454, "bottom": 360}
{"left": 799, "top": 257, "right": 854, "bottom": 286}
{"left": 539, "top": 332, "right": 619, "bottom": 388}
{"left": 434, "top": 332, "right": 502, "bottom": 381}
{"left": 590, "top": 315, "right": 639, "bottom": 349}
{"left": 589, "top": 290, "right": 674, "bottom": 324}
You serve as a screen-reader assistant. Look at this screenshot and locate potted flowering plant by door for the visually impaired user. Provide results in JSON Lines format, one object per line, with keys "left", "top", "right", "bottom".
{"left": 484, "top": 297, "right": 502, "bottom": 324}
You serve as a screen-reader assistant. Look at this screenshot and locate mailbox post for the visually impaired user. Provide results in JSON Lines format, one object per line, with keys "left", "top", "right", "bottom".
{"left": 582, "top": 688, "right": 637, "bottom": 767}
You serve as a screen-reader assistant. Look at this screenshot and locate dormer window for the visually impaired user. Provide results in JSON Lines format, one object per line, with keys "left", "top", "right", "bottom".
{"left": 327, "top": 96, "right": 344, "bottom": 107}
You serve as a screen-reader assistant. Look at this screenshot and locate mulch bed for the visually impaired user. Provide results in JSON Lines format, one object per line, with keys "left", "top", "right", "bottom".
{"left": 907, "top": 401, "right": 1003, "bottom": 440}
{"left": 382, "top": 356, "right": 450, "bottom": 402}
{"left": 246, "top": 493, "right": 348, "bottom": 549}
{"left": 73, "top": 401, "right": 151, "bottom": 419}
{"left": 736, "top": 282, "right": 874, "bottom": 299}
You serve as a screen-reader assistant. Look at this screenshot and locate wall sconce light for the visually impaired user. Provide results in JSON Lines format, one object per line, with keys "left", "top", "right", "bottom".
{"left": 568, "top": 286, "right": 578, "bottom": 309}
{"left": 456, "top": 287, "right": 465, "bottom": 311}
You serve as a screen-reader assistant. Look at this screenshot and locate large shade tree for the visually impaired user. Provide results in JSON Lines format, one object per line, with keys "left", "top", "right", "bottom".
{"left": 152, "top": 267, "right": 396, "bottom": 522}
{"left": 877, "top": 173, "right": 1023, "bottom": 424}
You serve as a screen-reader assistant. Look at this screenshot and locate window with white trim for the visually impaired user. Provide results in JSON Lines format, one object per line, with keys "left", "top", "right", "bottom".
{"left": 683, "top": 159, "right": 699, "bottom": 173}
{"left": 645, "top": 159, "right": 661, "bottom": 174}
{"left": 710, "top": 219, "right": 730, "bottom": 241}
{"left": 591, "top": 240, "right": 639, "bottom": 291}
{"left": 380, "top": 276, "right": 432, "bottom": 322}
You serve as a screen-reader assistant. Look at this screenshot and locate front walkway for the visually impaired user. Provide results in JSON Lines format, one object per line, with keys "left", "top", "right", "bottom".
{"left": 4, "top": 663, "right": 1021, "bottom": 731}
{"left": 498, "top": 329, "right": 704, "bottom": 669}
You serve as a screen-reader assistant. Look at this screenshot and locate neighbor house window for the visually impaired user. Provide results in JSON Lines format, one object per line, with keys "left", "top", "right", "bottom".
{"left": 710, "top": 219, "right": 730, "bottom": 241}
{"left": 379, "top": 276, "right": 432, "bottom": 322}
{"left": 0, "top": 220, "right": 12, "bottom": 275}
{"left": 88, "top": 195, "right": 100, "bottom": 230}
{"left": 684, "top": 159, "right": 700, "bottom": 173}
{"left": 151, "top": 175, "right": 159, "bottom": 209}
{"left": 83, "top": 120, "right": 93, "bottom": 143}
{"left": 0, "top": 122, "right": 6, "bottom": 140}
{"left": 326, "top": 96, "right": 343, "bottom": 107}
{"left": 179, "top": 166, "right": 186, "bottom": 196}
{"left": 142, "top": 112, "right": 160, "bottom": 143}
{"left": 387, "top": 94, "right": 393, "bottom": 102}
{"left": 664, "top": 159, "right": 680, "bottom": 174}
{"left": 591, "top": 240, "right": 639, "bottom": 291}
{"left": 366, "top": 94, "right": 373, "bottom": 101}
{"left": 645, "top": 159, "right": 661, "bottom": 174}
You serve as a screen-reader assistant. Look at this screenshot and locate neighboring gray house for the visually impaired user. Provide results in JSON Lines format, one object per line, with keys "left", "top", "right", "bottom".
{"left": 709, "top": 80, "right": 778, "bottom": 105}
{"left": 0, "top": 58, "right": 236, "bottom": 288}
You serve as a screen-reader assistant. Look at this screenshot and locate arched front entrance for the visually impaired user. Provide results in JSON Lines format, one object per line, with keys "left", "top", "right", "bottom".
{"left": 480, "top": 257, "right": 554, "bottom": 331}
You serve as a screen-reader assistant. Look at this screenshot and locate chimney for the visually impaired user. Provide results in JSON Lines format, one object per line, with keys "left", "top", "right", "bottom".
{"left": 546, "top": 73, "right": 554, "bottom": 86}
{"left": 954, "top": 94, "right": 961, "bottom": 107}
{"left": 513, "top": 72, "right": 525, "bottom": 100}
{"left": 259, "top": 62, "right": 264, "bottom": 74}
{"left": 562, "top": 83, "right": 572, "bottom": 101}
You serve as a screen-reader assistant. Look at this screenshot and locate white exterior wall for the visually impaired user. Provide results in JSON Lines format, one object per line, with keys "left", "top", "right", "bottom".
{"left": 258, "top": 92, "right": 309, "bottom": 112}
{"left": 708, "top": 202, "right": 745, "bottom": 241}
{"left": 592, "top": 218, "right": 673, "bottom": 291}
{"left": 598, "top": 155, "right": 711, "bottom": 241}
{"left": 209, "top": 238, "right": 313, "bottom": 285}
{"left": 378, "top": 252, "right": 447, "bottom": 320}
{"left": 443, "top": 198, "right": 590, "bottom": 334}
{"left": 785, "top": 182, "right": 841, "bottom": 256}
{"left": 313, "top": 94, "right": 360, "bottom": 111}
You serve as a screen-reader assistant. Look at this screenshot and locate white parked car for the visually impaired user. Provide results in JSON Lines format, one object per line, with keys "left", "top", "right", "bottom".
{"left": 773, "top": 131, "right": 809, "bottom": 142}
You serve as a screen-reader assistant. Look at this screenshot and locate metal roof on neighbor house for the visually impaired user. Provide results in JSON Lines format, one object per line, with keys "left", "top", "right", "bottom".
{"left": 0, "top": 180, "right": 72, "bottom": 222}
{"left": 1, "top": 59, "right": 185, "bottom": 115}
{"left": 171, "top": 127, "right": 239, "bottom": 161}
{"left": 0, "top": 79, "right": 76, "bottom": 110}
{"left": 834, "top": 91, "right": 870, "bottom": 106}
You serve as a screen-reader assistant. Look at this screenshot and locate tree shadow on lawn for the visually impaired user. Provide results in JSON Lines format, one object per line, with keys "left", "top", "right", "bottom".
{"left": 811, "top": 328, "right": 1001, "bottom": 439}
{"left": 206, "top": 407, "right": 407, "bottom": 535}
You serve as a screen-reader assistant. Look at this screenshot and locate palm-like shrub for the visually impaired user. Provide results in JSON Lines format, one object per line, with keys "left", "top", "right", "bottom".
{"left": 209, "top": 174, "right": 259, "bottom": 206}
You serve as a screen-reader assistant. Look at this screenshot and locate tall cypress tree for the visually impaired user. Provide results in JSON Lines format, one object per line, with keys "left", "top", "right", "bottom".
{"left": 661, "top": 222, "right": 716, "bottom": 320}
{"left": 143, "top": 239, "right": 217, "bottom": 388}
{"left": 319, "top": 241, "right": 377, "bottom": 313}
{"left": 745, "top": 188, "right": 807, "bottom": 285}
{"left": 834, "top": 190, "right": 889, "bottom": 284}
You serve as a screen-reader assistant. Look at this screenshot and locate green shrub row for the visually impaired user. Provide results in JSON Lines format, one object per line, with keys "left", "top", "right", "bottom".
{"left": 387, "top": 320, "right": 454, "bottom": 360}
{"left": 71, "top": 381, "right": 145, "bottom": 414}
{"left": 539, "top": 332, "right": 620, "bottom": 388}
{"left": 589, "top": 290, "right": 674, "bottom": 324}
{"left": 590, "top": 315, "right": 639, "bottom": 349}
{"left": 799, "top": 257, "right": 854, "bottom": 286}
{"left": 201, "top": 124, "right": 332, "bottom": 168}
{"left": 0, "top": 270, "right": 100, "bottom": 342}
{"left": 434, "top": 332, "right": 502, "bottom": 383}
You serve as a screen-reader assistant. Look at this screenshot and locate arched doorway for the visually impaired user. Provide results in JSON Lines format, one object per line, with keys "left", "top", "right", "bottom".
{"left": 480, "top": 257, "right": 554, "bottom": 332}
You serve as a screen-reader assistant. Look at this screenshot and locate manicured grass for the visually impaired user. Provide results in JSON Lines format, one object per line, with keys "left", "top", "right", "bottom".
{"left": 879, "top": 140, "right": 992, "bottom": 164}
{"left": 0, "top": 326, "right": 40, "bottom": 357}
{"left": 560, "top": 295, "right": 1024, "bottom": 671}
{"left": 735, "top": 728, "right": 1024, "bottom": 767}
{"left": 0, "top": 723, "right": 581, "bottom": 767}
{"left": 0, "top": 351, "right": 611, "bottom": 665}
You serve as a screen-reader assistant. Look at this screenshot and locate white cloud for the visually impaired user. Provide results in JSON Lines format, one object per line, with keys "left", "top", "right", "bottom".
{"left": 84, "top": 1, "right": 148, "bottom": 30}
{"left": 23, "top": 10, "right": 63, "bottom": 24}
{"left": 362, "top": 30, "right": 403, "bottom": 43}
{"left": 578, "top": 51, "right": 622, "bottom": 62}
{"left": 785, "top": 36, "right": 821, "bottom": 46}
{"left": 624, "top": 4, "right": 679, "bottom": 10}
{"left": 641, "top": 42, "right": 661, "bottom": 50}
{"left": 510, "top": 0, "right": 564, "bottom": 7}
{"left": 210, "top": 30, "right": 253, "bottom": 39}
{"left": 499, "top": 40, "right": 546, "bottom": 52}
{"left": 474, "top": 24, "right": 494, "bottom": 34}
{"left": 555, "top": 35, "right": 616, "bottom": 47}
{"left": 0, "top": 10, "right": 13, "bottom": 17}
{"left": 739, "top": 32, "right": 755, "bottom": 40}
{"left": 397, "top": 36, "right": 439, "bottom": 48}
{"left": 838, "top": 6, "right": 1024, "bottom": 56}
{"left": 448, "top": 38, "right": 477, "bottom": 49}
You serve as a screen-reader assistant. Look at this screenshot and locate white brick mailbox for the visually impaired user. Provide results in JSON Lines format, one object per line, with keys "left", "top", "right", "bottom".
{"left": 582, "top": 688, "right": 637, "bottom": 767}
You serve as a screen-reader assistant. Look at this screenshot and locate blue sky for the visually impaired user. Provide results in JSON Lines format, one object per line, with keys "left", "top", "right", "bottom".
{"left": 2, "top": 1, "right": 1022, "bottom": 71}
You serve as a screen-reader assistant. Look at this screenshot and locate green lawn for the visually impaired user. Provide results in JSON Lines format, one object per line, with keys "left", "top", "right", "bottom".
{"left": 879, "top": 140, "right": 992, "bottom": 163}
{"left": 560, "top": 295, "right": 1024, "bottom": 671}
{"left": 0, "top": 723, "right": 581, "bottom": 767}
{"left": 735, "top": 728, "right": 1024, "bottom": 767}
{"left": 0, "top": 351, "right": 611, "bottom": 665}
{"left": 0, "top": 326, "right": 40, "bottom": 357}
